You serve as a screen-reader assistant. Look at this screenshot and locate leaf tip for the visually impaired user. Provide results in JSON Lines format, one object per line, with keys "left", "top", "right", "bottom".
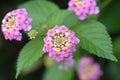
{"left": 15, "top": 71, "right": 20, "bottom": 79}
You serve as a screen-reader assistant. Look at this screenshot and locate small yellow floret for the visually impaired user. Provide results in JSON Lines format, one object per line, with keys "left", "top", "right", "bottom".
{"left": 55, "top": 47, "right": 61, "bottom": 52}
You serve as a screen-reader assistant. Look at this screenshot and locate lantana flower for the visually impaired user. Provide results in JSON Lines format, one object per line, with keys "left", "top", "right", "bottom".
{"left": 43, "top": 25, "right": 80, "bottom": 62}
{"left": 1, "top": 8, "right": 32, "bottom": 40}
{"left": 77, "top": 56, "right": 103, "bottom": 80}
{"left": 68, "top": 0, "right": 99, "bottom": 20}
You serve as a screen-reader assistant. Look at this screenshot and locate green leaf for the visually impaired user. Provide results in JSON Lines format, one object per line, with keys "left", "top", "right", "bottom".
{"left": 18, "top": 0, "right": 59, "bottom": 33}
{"left": 16, "top": 37, "right": 44, "bottom": 78}
{"left": 63, "top": 13, "right": 79, "bottom": 28}
{"left": 74, "top": 20, "right": 117, "bottom": 61}
{"left": 42, "top": 64, "right": 74, "bottom": 80}
{"left": 46, "top": 10, "right": 72, "bottom": 28}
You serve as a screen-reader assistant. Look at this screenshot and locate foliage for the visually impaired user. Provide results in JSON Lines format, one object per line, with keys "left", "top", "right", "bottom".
{"left": 0, "top": 0, "right": 120, "bottom": 80}
{"left": 15, "top": 0, "right": 118, "bottom": 79}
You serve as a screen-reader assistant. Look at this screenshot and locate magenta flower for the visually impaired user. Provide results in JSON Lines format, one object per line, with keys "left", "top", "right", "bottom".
{"left": 43, "top": 25, "right": 79, "bottom": 62}
{"left": 77, "top": 56, "right": 103, "bottom": 80}
{"left": 68, "top": 0, "right": 99, "bottom": 20}
{"left": 1, "top": 8, "right": 32, "bottom": 41}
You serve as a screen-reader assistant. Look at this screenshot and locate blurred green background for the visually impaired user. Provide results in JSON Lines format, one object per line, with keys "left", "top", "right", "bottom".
{"left": 0, "top": 0, "right": 120, "bottom": 80}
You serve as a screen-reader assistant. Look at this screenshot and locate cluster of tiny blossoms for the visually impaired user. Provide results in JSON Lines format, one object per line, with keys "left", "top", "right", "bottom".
{"left": 43, "top": 25, "right": 79, "bottom": 62}
{"left": 1, "top": 8, "right": 32, "bottom": 40}
{"left": 77, "top": 56, "right": 103, "bottom": 80}
{"left": 68, "top": 0, "right": 99, "bottom": 20}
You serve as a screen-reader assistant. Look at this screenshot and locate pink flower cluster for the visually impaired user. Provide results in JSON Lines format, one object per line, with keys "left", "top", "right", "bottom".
{"left": 77, "top": 56, "right": 103, "bottom": 80}
{"left": 43, "top": 25, "right": 79, "bottom": 62}
{"left": 1, "top": 8, "right": 32, "bottom": 40}
{"left": 68, "top": 0, "right": 99, "bottom": 20}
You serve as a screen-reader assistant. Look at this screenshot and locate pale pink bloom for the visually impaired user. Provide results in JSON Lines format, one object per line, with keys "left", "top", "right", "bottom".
{"left": 61, "top": 47, "right": 71, "bottom": 57}
{"left": 43, "top": 25, "right": 79, "bottom": 62}
{"left": 54, "top": 54, "right": 63, "bottom": 62}
{"left": 60, "top": 25, "right": 68, "bottom": 33}
{"left": 68, "top": 0, "right": 99, "bottom": 20}
{"left": 77, "top": 56, "right": 103, "bottom": 80}
{"left": 47, "top": 29, "right": 56, "bottom": 36}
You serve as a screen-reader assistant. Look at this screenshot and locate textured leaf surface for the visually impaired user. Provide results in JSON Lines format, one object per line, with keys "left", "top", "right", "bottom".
{"left": 46, "top": 10, "right": 72, "bottom": 28}
{"left": 74, "top": 20, "right": 117, "bottom": 61}
{"left": 63, "top": 13, "right": 79, "bottom": 28}
{"left": 16, "top": 37, "right": 44, "bottom": 78}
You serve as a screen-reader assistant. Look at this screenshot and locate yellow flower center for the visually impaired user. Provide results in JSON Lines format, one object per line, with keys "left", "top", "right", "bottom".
{"left": 74, "top": 0, "right": 82, "bottom": 6}
{"left": 50, "top": 31, "right": 70, "bottom": 52}
{"left": 55, "top": 47, "right": 61, "bottom": 52}
{"left": 3, "top": 16, "right": 16, "bottom": 31}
